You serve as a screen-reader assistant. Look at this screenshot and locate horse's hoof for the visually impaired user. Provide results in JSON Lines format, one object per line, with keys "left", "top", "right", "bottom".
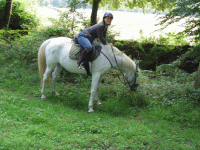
{"left": 41, "top": 95, "right": 46, "bottom": 101}
{"left": 55, "top": 92, "right": 59, "bottom": 96}
{"left": 88, "top": 108, "right": 94, "bottom": 113}
{"left": 97, "top": 102, "right": 103, "bottom": 107}
{"left": 41, "top": 97, "right": 46, "bottom": 101}
{"left": 52, "top": 91, "right": 59, "bottom": 96}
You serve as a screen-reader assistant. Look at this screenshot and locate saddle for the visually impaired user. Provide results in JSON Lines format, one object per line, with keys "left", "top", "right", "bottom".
{"left": 70, "top": 35, "right": 102, "bottom": 76}
{"left": 70, "top": 35, "right": 102, "bottom": 61}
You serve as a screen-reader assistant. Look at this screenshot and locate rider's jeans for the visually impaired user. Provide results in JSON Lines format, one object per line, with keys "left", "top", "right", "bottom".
{"left": 77, "top": 31, "right": 93, "bottom": 51}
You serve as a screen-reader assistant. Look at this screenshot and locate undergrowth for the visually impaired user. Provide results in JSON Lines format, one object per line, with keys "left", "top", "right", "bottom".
{"left": 0, "top": 28, "right": 199, "bottom": 127}
{"left": 114, "top": 31, "right": 192, "bottom": 70}
{"left": 0, "top": 59, "right": 200, "bottom": 149}
{"left": 1, "top": 57, "right": 200, "bottom": 128}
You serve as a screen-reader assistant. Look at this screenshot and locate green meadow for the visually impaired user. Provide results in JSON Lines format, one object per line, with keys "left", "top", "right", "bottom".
{"left": 0, "top": 3, "right": 200, "bottom": 148}
{"left": 0, "top": 50, "right": 200, "bottom": 149}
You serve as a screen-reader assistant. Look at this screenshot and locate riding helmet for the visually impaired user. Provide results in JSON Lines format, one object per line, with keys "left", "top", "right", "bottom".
{"left": 103, "top": 12, "right": 113, "bottom": 20}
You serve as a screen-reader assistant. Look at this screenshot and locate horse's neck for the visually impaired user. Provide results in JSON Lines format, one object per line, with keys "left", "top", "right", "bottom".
{"left": 102, "top": 45, "right": 123, "bottom": 69}
{"left": 122, "top": 54, "right": 136, "bottom": 74}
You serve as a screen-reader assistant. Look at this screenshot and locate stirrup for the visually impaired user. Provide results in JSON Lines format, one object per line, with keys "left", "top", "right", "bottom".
{"left": 78, "top": 62, "right": 85, "bottom": 69}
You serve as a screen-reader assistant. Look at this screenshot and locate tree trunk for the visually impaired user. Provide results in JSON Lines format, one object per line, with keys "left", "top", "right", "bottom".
{"left": 0, "top": 0, "right": 13, "bottom": 29}
{"left": 194, "top": 63, "right": 200, "bottom": 89}
{"left": 90, "top": 0, "right": 101, "bottom": 26}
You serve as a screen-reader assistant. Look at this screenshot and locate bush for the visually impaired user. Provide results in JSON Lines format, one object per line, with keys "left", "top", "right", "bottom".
{"left": 0, "top": 0, "right": 39, "bottom": 30}
{"left": 47, "top": 9, "right": 90, "bottom": 38}
{"left": 0, "top": 29, "right": 28, "bottom": 40}
{"left": 178, "top": 44, "right": 200, "bottom": 73}
{"left": 156, "top": 61, "right": 181, "bottom": 76}
{"left": 114, "top": 31, "right": 192, "bottom": 71}
{"left": 138, "top": 30, "right": 189, "bottom": 46}
{"left": 0, "top": 31, "right": 47, "bottom": 64}
{"left": 114, "top": 39, "right": 191, "bottom": 71}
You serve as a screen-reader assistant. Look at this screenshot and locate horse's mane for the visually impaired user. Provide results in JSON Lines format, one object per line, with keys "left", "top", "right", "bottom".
{"left": 99, "top": 43, "right": 137, "bottom": 73}
{"left": 111, "top": 46, "right": 136, "bottom": 72}
{"left": 122, "top": 53, "right": 136, "bottom": 73}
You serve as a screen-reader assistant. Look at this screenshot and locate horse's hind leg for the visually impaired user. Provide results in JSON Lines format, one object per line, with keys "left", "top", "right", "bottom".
{"left": 52, "top": 63, "right": 62, "bottom": 96}
{"left": 94, "top": 76, "right": 102, "bottom": 106}
{"left": 41, "top": 66, "right": 54, "bottom": 100}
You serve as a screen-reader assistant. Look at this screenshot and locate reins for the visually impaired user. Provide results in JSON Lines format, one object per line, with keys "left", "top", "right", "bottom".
{"left": 101, "top": 46, "right": 137, "bottom": 87}
{"left": 100, "top": 51, "right": 113, "bottom": 69}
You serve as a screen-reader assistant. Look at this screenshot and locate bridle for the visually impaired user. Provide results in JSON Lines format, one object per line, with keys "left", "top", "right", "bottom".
{"left": 100, "top": 46, "right": 139, "bottom": 89}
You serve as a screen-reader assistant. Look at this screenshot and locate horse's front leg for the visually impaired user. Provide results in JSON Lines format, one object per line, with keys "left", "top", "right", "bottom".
{"left": 88, "top": 73, "right": 101, "bottom": 113}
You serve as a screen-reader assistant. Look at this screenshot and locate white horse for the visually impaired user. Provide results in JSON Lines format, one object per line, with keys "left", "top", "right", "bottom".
{"left": 38, "top": 37, "right": 139, "bottom": 113}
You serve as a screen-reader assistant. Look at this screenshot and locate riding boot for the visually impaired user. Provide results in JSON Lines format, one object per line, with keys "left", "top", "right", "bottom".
{"left": 77, "top": 48, "right": 89, "bottom": 67}
{"left": 83, "top": 62, "right": 92, "bottom": 76}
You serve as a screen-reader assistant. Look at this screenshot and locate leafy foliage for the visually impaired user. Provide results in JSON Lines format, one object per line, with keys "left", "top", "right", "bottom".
{"left": 177, "top": 44, "right": 200, "bottom": 73}
{"left": 138, "top": 30, "right": 189, "bottom": 46}
{"left": 114, "top": 33, "right": 191, "bottom": 70}
{"left": 66, "top": 0, "right": 87, "bottom": 12}
{"left": 46, "top": 8, "right": 89, "bottom": 37}
{"left": 0, "top": 0, "right": 39, "bottom": 30}
{"left": 86, "top": 0, "right": 176, "bottom": 12}
{"left": 158, "top": 0, "right": 200, "bottom": 43}
{"left": 0, "top": 29, "right": 28, "bottom": 40}
{"left": 178, "top": 44, "right": 200, "bottom": 65}
{"left": 0, "top": 31, "right": 47, "bottom": 64}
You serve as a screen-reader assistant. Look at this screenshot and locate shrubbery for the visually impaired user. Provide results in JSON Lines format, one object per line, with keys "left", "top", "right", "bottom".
{"left": 0, "top": 31, "right": 47, "bottom": 64}
{"left": 114, "top": 40, "right": 191, "bottom": 70}
{"left": 114, "top": 31, "right": 193, "bottom": 71}
{"left": 45, "top": 9, "right": 90, "bottom": 38}
{"left": 178, "top": 44, "right": 200, "bottom": 73}
{"left": 0, "top": 29, "right": 28, "bottom": 40}
{"left": 0, "top": 3, "right": 197, "bottom": 73}
{"left": 0, "top": 0, "right": 39, "bottom": 30}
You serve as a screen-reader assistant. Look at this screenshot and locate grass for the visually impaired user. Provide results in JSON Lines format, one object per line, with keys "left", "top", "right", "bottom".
{"left": 0, "top": 29, "right": 200, "bottom": 149}
{"left": 0, "top": 60, "right": 200, "bottom": 149}
{"left": 0, "top": 88, "right": 200, "bottom": 149}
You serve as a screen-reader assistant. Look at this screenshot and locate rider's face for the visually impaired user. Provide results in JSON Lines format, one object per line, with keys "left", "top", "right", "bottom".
{"left": 104, "top": 17, "right": 113, "bottom": 25}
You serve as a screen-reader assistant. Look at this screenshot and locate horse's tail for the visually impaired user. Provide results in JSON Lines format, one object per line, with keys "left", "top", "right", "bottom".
{"left": 38, "top": 39, "right": 51, "bottom": 88}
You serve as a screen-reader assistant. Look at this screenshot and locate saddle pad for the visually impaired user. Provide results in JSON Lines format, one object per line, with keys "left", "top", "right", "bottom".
{"left": 69, "top": 43, "right": 82, "bottom": 60}
{"left": 69, "top": 42, "right": 101, "bottom": 61}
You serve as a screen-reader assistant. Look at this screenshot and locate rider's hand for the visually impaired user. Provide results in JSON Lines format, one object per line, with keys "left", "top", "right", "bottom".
{"left": 107, "top": 43, "right": 113, "bottom": 47}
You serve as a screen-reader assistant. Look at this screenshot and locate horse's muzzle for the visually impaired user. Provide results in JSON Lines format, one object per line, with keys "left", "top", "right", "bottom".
{"left": 130, "top": 83, "right": 139, "bottom": 91}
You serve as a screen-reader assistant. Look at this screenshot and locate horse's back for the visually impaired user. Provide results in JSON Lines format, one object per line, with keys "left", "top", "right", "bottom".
{"left": 46, "top": 37, "right": 72, "bottom": 50}
{"left": 45, "top": 37, "right": 72, "bottom": 65}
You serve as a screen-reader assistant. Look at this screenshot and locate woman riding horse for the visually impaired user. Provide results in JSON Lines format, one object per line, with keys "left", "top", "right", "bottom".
{"left": 77, "top": 12, "right": 114, "bottom": 67}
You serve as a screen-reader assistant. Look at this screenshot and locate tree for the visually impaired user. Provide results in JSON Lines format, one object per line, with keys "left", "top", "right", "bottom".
{"left": 0, "top": 0, "right": 13, "bottom": 29}
{"left": 158, "top": 0, "right": 200, "bottom": 43}
{"left": 90, "top": 0, "right": 101, "bottom": 25}
{"left": 67, "top": 0, "right": 87, "bottom": 12}
{"left": 87, "top": 0, "right": 176, "bottom": 25}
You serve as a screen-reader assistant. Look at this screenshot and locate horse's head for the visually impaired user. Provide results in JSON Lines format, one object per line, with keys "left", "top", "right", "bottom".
{"left": 124, "top": 60, "right": 140, "bottom": 91}
{"left": 111, "top": 47, "right": 140, "bottom": 91}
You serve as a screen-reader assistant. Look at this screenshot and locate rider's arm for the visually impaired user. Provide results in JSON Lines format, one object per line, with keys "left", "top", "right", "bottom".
{"left": 96, "top": 23, "right": 107, "bottom": 45}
